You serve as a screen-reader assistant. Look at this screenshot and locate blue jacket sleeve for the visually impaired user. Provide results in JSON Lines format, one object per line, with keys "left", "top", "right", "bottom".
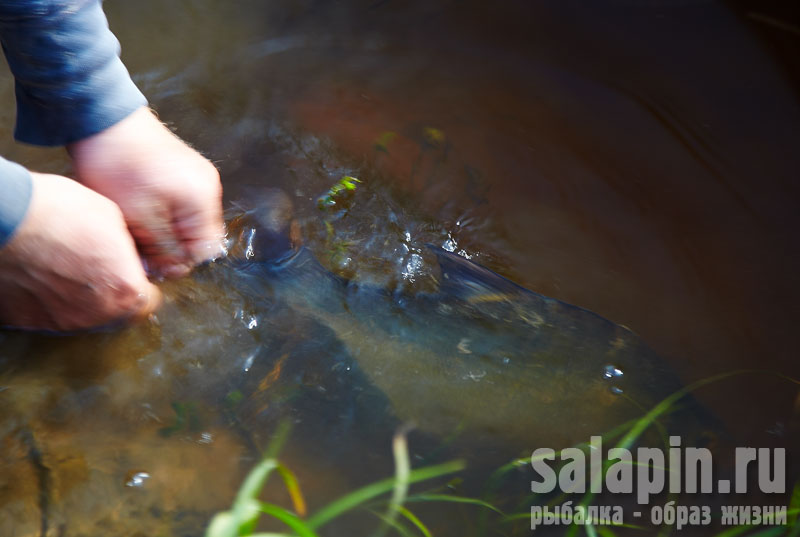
{"left": 0, "top": 0, "right": 148, "bottom": 146}
{"left": 0, "top": 156, "right": 32, "bottom": 247}
{"left": 0, "top": 0, "right": 147, "bottom": 247}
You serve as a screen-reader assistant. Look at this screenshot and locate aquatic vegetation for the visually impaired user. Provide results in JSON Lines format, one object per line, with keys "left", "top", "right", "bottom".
{"left": 159, "top": 401, "right": 203, "bottom": 437}
{"left": 486, "top": 371, "right": 800, "bottom": 537}
{"left": 205, "top": 425, "right": 471, "bottom": 537}
{"left": 374, "top": 131, "right": 398, "bottom": 153}
{"left": 207, "top": 373, "right": 799, "bottom": 537}
{"left": 317, "top": 175, "right": 362, "bottom": 210}
{"left": 313, "top": 175, "right": 365, "bottom": 271}
{"left": 421, "top": 127, "right": 445, "bottom": 147}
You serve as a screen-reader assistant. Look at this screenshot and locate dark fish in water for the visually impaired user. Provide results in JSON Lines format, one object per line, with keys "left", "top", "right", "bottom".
{"left": 229, "top": 191, "right": 714, "bottom": 449}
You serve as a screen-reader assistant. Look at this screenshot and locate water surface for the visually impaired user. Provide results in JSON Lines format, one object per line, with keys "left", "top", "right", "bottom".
{"left": 1, "top": 1, "right": 799, "bottom": 535}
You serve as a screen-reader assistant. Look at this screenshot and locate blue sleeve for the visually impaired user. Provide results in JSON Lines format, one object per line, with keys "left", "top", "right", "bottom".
{"left": 0, "top": 156, "right": 32, "bottom": 247}
{"left": 0, "top": 0, "right": 148, "bottom": 146}
{"left": 0, "top": 0, "right": 146, "bottom": 246}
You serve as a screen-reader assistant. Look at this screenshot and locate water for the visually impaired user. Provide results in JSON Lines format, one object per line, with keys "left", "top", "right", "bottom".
{"left": 1, "top": 1, "right": 799, "bottom": 535}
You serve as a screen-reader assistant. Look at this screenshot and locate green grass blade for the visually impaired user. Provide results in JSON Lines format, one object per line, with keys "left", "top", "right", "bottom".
{"left": 713, "top": 524, "right": 791, "bottom": 537}
{"left": 484, "top": 456, "right": 527, "bottom": 489}
{"left": 388, "top": 430, "right": 412, "bottom": 519}
{"left": 373, "top": 429, "right": 413, "bottom": 537}
{"left": 205, "top": 512, "right": 237, "bottom": 537}
{"left": 276, "top": 463, "right": 308, "bottom": 517}
{"left": 618, "top": 370, "right": 798, "bottom": 455}
{"left": 230, "top": 459, "right": 279, "bottom": 534}
{"left": 415, "top": 422, "right": 465, "bottom": 466}
{"left": 577, "top": 370, "right": 793, "bottom": 537}
{"left": 307, "top": 460, "right": 465, "bottom": 530}
{"left": 616, "top": 371, "right": 738, "bottom": 453}
{"left": 595, "top": 526, "right": 619, "bottom": 537}
{"left": 405, "top": 494, "right": 504, "bottom": 514}
{"left": 397, "top": 506, "right": 432, "bottom": 537}
{"left": 714, "top": 526, "right": 758, "bottom": 537}
{"left": 501, "top": 512, "right": 534, "bottom": 523}
{"left": 258, "top": 502, "right": 320, "bottom": 537}
{"left": 788, "top": 482, "right": 800, "bottom": 536}
{"left": 236, "top": 459, "right": 279, "bottom": 505}
{"left": 368, "top": 509, "right": 417, "bottom": 537}
{"left": 265, "top": 421, "right": 292, "bottom": 459}
{"left": 745, "top": 528, "right": 789, "bottom": 537}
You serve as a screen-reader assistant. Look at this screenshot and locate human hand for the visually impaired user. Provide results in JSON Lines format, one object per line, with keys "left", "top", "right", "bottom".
{"left": 68, "top": 106, "right": 224, "bottom": 278}
{"left": 0, "top": 173, "right": 161, "bottom": 331}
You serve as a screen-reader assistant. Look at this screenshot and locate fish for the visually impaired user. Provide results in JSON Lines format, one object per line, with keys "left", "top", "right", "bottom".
{"left": 0, "top": 190, "right": 717, "bottom": 537}
{"left": 227, "top": 190, "right": 714, "bottom": 450}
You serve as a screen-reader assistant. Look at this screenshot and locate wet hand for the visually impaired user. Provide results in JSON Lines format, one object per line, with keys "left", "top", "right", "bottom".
{"left": 0, "top": 173, "right": 161, "bottom": 331}
{"left": 68, "top": 106, "right": 224, "bottom": 278}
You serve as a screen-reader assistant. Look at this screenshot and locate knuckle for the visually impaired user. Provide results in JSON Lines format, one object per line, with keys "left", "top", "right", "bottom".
{"left": 96, "top": 275, "right": 146, "bottom": 317}
{"left": 113, "top": 278, "right": 145, "bottom": 307}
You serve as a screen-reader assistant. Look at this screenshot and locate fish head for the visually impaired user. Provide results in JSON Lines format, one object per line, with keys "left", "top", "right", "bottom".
{"left": 227, "top": 188, "right": 298, "bottom": 265}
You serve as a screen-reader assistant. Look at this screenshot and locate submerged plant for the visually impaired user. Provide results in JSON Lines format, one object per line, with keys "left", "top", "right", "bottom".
{"left": 486, "top": 370, "right": 800, "bottom": 537}
{"left": 205, "top": 424, "right": 477, "bottom": 537}
{"left": 208, "top": 371, "right": 800, "bottom": 537}
{"left": 317, "top": 175, "right": 362, "bottom": 210}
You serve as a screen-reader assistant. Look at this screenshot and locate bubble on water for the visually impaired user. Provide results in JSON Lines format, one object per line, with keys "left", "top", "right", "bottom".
{"left": 603, "top": 364, "right": 624, "bottom": 379}
{"left": 125, "top": 471, "right": 150, "bottom": 488}
{"left": 247, "top": 316, "right": 258, "bottom": 330}
{"left": 402, "top": 253, "right": 424, "bottom": 282}
{"left": 442, "top": 234, "right": 457, "bottom": 252}
{"left": 245, "top": 228, "right": 256, "bottom": 259}
{"left": 465, "top": 370, "right": 486, "bottom": 381}
{"left": 332, "top": 254, "right": 353, "bottom": 273}
{"left": 241, "top": 348, "right": 260, "bottom": 372}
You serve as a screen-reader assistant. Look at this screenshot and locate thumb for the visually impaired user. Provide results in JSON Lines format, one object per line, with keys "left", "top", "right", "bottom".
{"left": 130, "top": 281, "right": 163, "bottom": 322}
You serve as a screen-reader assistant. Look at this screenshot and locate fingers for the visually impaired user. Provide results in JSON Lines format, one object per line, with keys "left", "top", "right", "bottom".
{"left": 173, "top": 191, "right": 225, "bottom": 263}
{"left": 129, "top": 281, "right": 163, "bottom": 322}
{"left": 0, "top": 173, "right": 164, "bottom": 332}
{"left": 128, "top": 216, "right": 192, "bottom": 278}
{"left": 45, "top": 276, "right": 162, "bottom": 331}
{"left": 138, "top": 175, "right": 224, "bottom": 277}
{"left": 68, "top": 107, "right": 225, "bottom": 280}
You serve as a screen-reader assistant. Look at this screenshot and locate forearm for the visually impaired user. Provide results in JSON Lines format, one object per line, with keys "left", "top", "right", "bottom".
{"left": 0, "top": 0, "right": 148, "bottom": 246}
{"left": 0, "top": 156, "right": 32, "bottom": 247}
{"left": 0, "top": 0, "right": 147, "bottom": 146}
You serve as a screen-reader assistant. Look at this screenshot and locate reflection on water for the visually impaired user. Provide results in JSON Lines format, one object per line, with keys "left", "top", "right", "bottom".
{"left": 1, "top": 0, "right": 799, "bottom": 535}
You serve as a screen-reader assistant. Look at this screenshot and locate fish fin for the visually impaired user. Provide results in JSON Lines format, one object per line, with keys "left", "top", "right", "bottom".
{"left": 426, "top": 245, "right": 535, "bottom": 304}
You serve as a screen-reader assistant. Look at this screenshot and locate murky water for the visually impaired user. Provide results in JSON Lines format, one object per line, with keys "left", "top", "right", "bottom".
{"left": 1, "top": 1, "right": 799, "bottom": 536}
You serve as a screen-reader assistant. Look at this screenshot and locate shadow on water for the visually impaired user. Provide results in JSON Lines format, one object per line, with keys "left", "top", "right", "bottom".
{"left": 1, "top": 0, "right": 799, "bottom": 535}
